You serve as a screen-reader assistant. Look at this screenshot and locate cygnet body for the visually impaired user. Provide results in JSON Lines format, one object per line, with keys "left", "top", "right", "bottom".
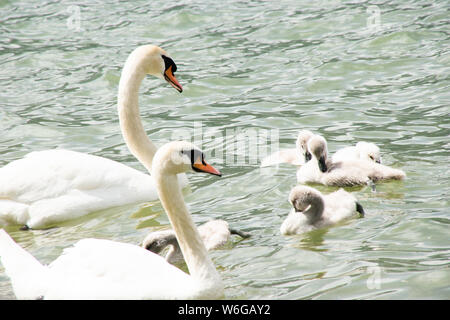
{"left": 280, "top": 185, "right": 365, "bottom": 235}
{"left": 142, "top": 220, "right": 250, "bottom": 264}
{"left": 332, "top": 141, "right": 382, "bottom": 164}
{"left": 297, "top": 135, "right": 405, "bottom": 187}
{"left": 260, "top": 130, "right": 314, "bottom": 167}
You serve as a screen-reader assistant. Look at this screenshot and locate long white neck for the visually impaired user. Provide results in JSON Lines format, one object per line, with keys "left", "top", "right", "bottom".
{"left": 117, "top": 55, "right": 158, "bottom": 172}
{"left": 154, "top": 172, "right": 221, "bottom": 284}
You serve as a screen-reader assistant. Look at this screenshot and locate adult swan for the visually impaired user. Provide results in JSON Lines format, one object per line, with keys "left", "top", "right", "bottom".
{"left": 0, "top": 141, "right": 224, "bottom": 299}
{"left": 0, "top": 45, "right": 187, "bottom": 229}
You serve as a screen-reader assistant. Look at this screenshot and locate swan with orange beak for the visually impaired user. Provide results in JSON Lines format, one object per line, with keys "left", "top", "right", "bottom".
{"left": 162, "top": 55, "right": 183, "bottom": 93}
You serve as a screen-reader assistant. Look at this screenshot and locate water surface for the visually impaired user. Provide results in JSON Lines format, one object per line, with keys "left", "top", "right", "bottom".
{"left": 0, "top": 0, "right": 449, "bottom": 299}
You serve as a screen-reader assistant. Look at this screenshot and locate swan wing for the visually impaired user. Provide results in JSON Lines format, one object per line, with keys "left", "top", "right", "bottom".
{"left": 44, "top": 238, "right": 199, "bottom": 299}
{"left": 198, "top": 220, "right": 231, "bottom": 250}
{"left": 331, "top": 146, "right": 358, "bottom": 163}
{"left": 323, "top": 189, "right": 358, "bottom": 223}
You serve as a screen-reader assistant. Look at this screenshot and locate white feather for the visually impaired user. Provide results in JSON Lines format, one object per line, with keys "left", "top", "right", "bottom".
{"left": 0, "top": 149, "right": 188, "bottom": 229}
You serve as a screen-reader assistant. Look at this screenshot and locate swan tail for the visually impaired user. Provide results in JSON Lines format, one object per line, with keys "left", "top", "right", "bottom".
{"left": 389, "top": 168, "right": 406, "bottom": 180}
{"left": 375, "top": 166, "right": 406, "bottom": 181}
{"left": 355, "top": 202, "right": 365, "bottom": 218}
{"left": 0, "top": 229, "right": 47, "bottom": 299}
{"left": 368, "top": 163, "right": 406, "bottom": 182}
{"left": 229, "top": 228, "right": 251, "bottom": 239}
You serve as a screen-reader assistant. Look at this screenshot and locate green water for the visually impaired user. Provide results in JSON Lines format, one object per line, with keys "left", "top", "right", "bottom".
{"left": 0, "top": 0, "right": 449, "bottom": 299}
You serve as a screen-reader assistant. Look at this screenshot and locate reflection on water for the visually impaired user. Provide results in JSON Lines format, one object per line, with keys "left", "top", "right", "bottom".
{"left": 288, "top": 228, "right": 330, "bottom": 251}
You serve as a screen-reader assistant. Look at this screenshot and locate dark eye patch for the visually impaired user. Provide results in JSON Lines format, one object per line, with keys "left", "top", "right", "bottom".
{"left": 305, "top": 151, "right": 312, "bottom": 162}
{"left": 162, "top": 55, "right": 177, "bottom": 73}
{"left": 145, "top": 240, "right": 162, "bottom": 252}
{"left": 181, "top": 149, "right": 205, "bottom": 166}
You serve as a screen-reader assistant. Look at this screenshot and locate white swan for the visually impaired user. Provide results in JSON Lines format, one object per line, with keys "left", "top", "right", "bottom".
{"left": 280, "top": 185, "right": 365, "bottom": 235}
{"left": 297, "top": 135, "right": 406, "bottom": 187}
{"left": 332, "top": 141, "right": 382, "bottom": 164}
{"left": 0, "top": 45, "right": 187, "bottom": 229}
{"left": 142, "top": 219, "right": 251, "bottom": 264}
{"left": 260, "top": 130, "right": 314, "bottom": 167}
{"left": 0, "top": 141, "right": 224, "bottom": 299}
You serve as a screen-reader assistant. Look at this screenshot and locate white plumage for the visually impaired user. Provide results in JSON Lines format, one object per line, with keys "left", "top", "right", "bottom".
{"left": 260, "top": 130, "right": 314, "bottom": 167}
{"left": 297, "top": 135, "right": 405, "bottom": 187}
{"left": 0, "top": 44, "right": 187, "bottom": 229}
{"left": 0, "top": 149, "right": 188, "bottom": 229}
{"left": 332, "top": 141, "right": 382, "bottom": 164}
{"left": 0, "top": 140, "right": 224, "bottom": 300}
{"left": 280, "top": 186, "right": 364, "bottom": 235}
{"left": 0, "top": 231, "right": 200, "bottom": 299}
{"left": 142, "top": 219, "right": 250, "bottom": 264}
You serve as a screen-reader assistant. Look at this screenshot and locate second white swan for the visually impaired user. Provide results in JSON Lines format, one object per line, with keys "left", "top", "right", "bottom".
{"left": 0, "top": 141, "right": 224, "bottom": 299}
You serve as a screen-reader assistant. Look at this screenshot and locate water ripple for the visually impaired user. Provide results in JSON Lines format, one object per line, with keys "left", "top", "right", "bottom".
{"left": 0, "top": 0, "right": 449, "bottom": 300}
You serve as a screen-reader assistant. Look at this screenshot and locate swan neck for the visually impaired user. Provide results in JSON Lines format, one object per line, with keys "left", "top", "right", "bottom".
{"left": 304, "top": 196, "right": 324, "bottom": 224}
{"left": 155, "top": 173, "right": 221, "bottom": 283}
{"left": 118, "top": 60, "right": 157, "bottom": 172}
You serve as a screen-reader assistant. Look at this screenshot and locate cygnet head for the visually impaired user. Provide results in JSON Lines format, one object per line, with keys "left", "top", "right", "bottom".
{"left": 307, "top": 135, "right": 329, "bottom": 172}
{"left": 142, "top": 230, "right": 178, "bottom": 254}
{"left": 356, "top": 142, "right": 382, "bottom": 164}
{"left": 289, "top": 185, "right": 323, "bottom": 213}
{"left": 125, "top": 45, "right": 183, "bottom": 92}
{"left": 295, "top": 130, "right": 314, "bottom": 162}
{"left": 151, "top": 141, "right": 221, "bottom": 177}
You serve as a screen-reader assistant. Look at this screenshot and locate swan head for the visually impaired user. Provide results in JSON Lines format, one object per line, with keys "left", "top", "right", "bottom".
{"left": 356, "top": 141, "right": 381, "bottom": 164}
{"left": 152, "top": 141, "right": 222, "bottom": 177}
{"left": 295, "top": 130, "right": 314, "bottom": 162}
{"left": 307, "top": 135, "right": 328, "bottom": 172}
{"left": 289, "top": 185, "right": 322, "bottom": 213}
{"left": 131, "top": 45, "right": 183, "bottom": 92}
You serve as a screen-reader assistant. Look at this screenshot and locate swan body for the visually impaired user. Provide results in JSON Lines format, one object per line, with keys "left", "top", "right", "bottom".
{"left": 142, "top": 219, "right": 250, "bottom": 264}
{"left": 332, "top": 141, "right": 381, "bottom": 164}
{"left": 0, "top": 45, "right": 186, "bottom": 229}
{"left": 0, "top": 149, "right": 188, "bottom": 229}
{"left": 0, "top": 141, "right": 224, "bottom": 299}
{"left": 280, "top": 186, "right": 365, "bottom": 235}
{"left": 297, "top": 135, "right": 406, "bottom": 187}
{"left": 0, "top": 232, "right": 206, "bottom": 299}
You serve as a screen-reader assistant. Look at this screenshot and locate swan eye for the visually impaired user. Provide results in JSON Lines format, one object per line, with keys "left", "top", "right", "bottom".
{"left": 161, "top": 55, "right": 177, "bottom": 73}
{"left": 181, "top": 149, "right": 203, "bottom": 165}
{"left": 369, "top": 155, "right": 374, "bottom": 160}
{"left": 181, "top": 149, "right": 221, "bottom": 176}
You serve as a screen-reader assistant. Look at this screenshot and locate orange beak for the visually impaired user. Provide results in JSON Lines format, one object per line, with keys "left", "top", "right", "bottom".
{"left": 192, "top": 158, "right": 221, "bottom": 177}
{"left": 164, "top": 65, "right": 183, "bottom": 93}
